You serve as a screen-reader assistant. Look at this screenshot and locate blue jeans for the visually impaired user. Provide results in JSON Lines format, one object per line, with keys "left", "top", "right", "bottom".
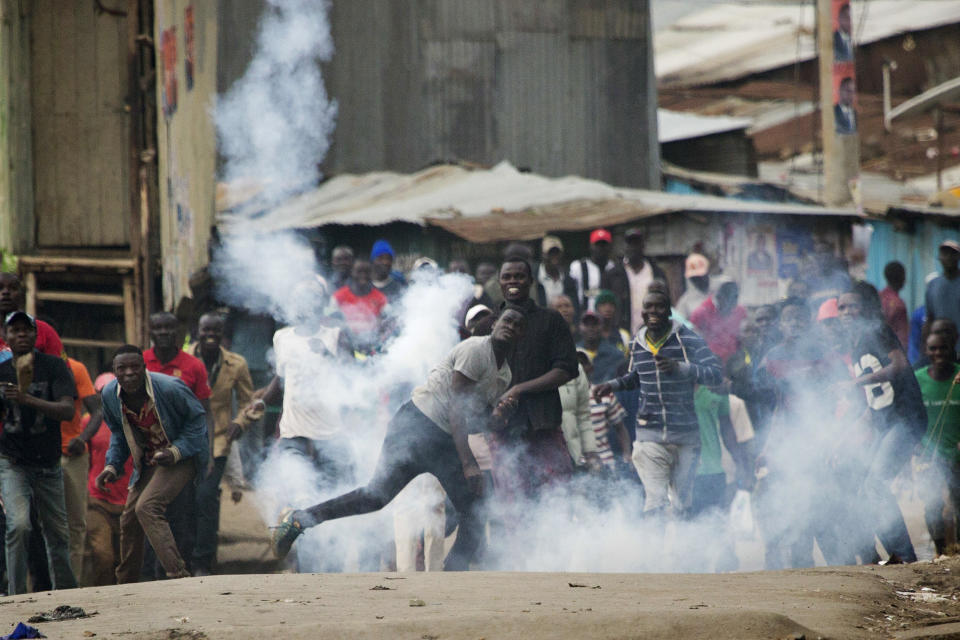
{"left": 0, "top": 456, "right": 77, "bottom": 594}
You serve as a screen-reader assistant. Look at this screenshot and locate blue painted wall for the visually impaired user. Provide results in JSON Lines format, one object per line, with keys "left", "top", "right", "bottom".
{"left": 865, "top": 218, "right": 960, "bottom": 312}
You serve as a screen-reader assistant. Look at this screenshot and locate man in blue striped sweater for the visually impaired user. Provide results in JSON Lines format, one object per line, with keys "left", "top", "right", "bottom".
{"left": 593, "top": 289, "right": 722, "bottom": 520}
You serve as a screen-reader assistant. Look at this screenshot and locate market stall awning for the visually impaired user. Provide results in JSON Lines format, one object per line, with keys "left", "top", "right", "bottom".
{"left": 218, "top": 161, "right": 863, "bottom": 243}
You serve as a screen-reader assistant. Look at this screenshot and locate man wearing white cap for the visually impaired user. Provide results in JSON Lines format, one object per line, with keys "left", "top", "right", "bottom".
{"left": 537, "top": 236, "right": 579, "bottom": 316}
{"left": 675, "top": 253, "right": 712, "bottom": 320}
{"left": 925, "top": 240, "right": 960, "bottom": 355}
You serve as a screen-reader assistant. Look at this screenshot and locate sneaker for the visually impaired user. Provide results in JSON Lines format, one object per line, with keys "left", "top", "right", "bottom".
{"left": 272, "top": 508, "right": 304, "bottom": 559}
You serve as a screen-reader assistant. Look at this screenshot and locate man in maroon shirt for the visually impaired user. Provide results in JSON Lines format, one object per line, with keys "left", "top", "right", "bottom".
{"left": 879, "top": 261, "right": 909, "bottom": 349}
{"left": 142, "top": 311, "right": 213, "bottom": 576}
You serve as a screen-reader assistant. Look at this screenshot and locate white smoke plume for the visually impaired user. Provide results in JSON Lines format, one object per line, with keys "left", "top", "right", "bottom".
{"left": 216, "top": 0, "right": 337, "bottom": 198}
{"left": 210, "top": 0, "right": 935, "bottom": 576}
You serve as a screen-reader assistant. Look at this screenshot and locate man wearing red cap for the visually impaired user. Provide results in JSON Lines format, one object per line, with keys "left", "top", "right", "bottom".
{"left": 925, "top": 240, "right": 960, "bottom": 355}
{"left": 569, "top": 229, "right": 615, "bottom": 313}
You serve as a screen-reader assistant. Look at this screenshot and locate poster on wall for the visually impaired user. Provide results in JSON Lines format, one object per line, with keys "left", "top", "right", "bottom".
{"left": 161, "top": 27, "right": 178, "bottom": 117}
{"left": 184, "top": 6, "right": 195, "bottom": 91}
{"left": 740, "top": 226, "right": 780, "bottom": 304}
{"left": 776, "top": 227, "right": 814, "bottom": 281}
{"left": 832, "top": 0, "right": 856, "bottom": 134}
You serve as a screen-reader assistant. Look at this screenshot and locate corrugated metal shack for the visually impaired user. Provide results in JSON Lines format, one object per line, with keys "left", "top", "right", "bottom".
{"left": 0, "top": 0, "right": 162, "bottom": 374}
{"left": 658, "top": 110, "right": 756, "bottom": 177}
{"left": 220, "top": 162, "right": 864, "bottom": 306}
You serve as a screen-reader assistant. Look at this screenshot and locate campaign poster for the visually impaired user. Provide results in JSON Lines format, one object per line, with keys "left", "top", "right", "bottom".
{"left": 184, "top": 6, "right": 195, "bottom": 91}
{"left": 740, "top": 226, "right": 779, "bottom": 304}
{"left": 832, "top": 0, "right": 856, "bottom": 135}
{"left": 776, "top": 228, "right": 814, "bottom": 281}
{"left": 161, "top": 27, "right": 178, "bottom": 117}
{"left": 832, "top": 0, "right": 853, "bottom": 62}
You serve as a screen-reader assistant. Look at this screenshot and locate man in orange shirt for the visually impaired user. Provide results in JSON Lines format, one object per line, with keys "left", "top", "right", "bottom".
{"left": 59, "top": 357, "right": 100, "bottom": 582}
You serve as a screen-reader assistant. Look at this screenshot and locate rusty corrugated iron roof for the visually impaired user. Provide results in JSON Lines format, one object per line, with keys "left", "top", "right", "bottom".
{"left": 218, "top": 161, "right": 863, "bottom": 244}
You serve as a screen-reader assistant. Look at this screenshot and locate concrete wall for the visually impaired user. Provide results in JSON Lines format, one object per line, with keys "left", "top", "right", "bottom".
{"left": 155, "top": 0, "right": 218, "bottom": 309}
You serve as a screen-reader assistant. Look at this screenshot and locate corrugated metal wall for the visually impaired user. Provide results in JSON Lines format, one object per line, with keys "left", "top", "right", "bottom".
{"left": 217, "top": 0, "right": 659, "bottom": 189}
{"left": 866, "top": 218, "right": 960, "bottom": 312}
{"left": 325, "top": 0, "right": 658, "bottom": 188}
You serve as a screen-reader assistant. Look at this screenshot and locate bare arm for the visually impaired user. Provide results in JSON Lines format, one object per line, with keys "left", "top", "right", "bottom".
{"left": 613, "top": 418, "right": 632, "bottom": 464}
{"left": 853, "top": 348, "right": 908, "bottom": 387}
{"left": 449, "top": 371, "right": 483, "bottom": 496}
{"left": 66, "top": 395, "right": 104, "bottom": 456}
{"left": 718, "top": 412, "right": 753, "bottom": 489}
{"left": 500, "top": 368, "right": 573, "bottom": 406}
{"left": 255, "top": 375, "right": 283, "bottom": 406}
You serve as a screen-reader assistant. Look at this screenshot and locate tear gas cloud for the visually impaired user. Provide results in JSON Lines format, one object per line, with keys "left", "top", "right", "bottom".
{"left": 211, "top": 1, "right": 931, "bottom": 573}
{"left": 216, "top": 0, "right": 337, "bottom": 200}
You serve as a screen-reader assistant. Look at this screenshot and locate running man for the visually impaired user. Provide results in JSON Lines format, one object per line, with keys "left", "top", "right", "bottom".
{"left": 271, "top": 307, "right": 526, "bottom": 570}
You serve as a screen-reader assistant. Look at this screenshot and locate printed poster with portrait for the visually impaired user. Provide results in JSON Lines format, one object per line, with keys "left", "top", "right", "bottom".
{"left": 832, "top": 0, "right": 857, "bottom": 135}
{"left": 740, "top": 225, "right": 780, "bottom": 304}
{"left": 776, "top": 228, "right": 814, "bottom": 281}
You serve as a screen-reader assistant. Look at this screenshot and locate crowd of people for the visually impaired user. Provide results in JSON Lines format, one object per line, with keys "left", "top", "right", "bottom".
{"left": 1, "top": 230, "right": 959, "bottom": 593}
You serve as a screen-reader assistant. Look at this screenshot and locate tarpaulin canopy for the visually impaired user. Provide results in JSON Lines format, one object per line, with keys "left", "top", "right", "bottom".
{"left": 218, "top": 161, "right": 863, "bottom": 244}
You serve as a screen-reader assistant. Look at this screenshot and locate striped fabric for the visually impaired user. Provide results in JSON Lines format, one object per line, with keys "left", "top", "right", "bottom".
{"left": 610, "top": 320, "right": 722, "bottom": 445}
{"left": 590, "top": 394, "right": 627, "bottom": 468}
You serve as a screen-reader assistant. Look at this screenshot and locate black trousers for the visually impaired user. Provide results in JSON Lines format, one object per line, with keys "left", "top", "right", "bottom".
{"left": 303, "top": 402, "right": 483, "bottom": 571}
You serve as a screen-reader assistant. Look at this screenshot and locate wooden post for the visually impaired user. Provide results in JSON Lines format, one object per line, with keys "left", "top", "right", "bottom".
{"left": 24, "top": 271, "right": 36, "bottom": 316}
{"left": 818, "top": 0, "right": 859, "bottom": 207}
{"left": 122, "top": 274, "right": 137, "bottom": 344}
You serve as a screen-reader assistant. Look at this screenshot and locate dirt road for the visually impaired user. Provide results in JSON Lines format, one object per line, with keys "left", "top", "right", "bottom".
{"left": 3, "top": 558, "right": 960, "bottom": 639}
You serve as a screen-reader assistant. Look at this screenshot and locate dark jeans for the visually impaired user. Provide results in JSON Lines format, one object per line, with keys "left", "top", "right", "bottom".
{"left": 860, "top": 423, "right": 919, "bottom": 562}
{"left": 300, "top": 402, "right": 483, "bottom": 571}
{"left": 192, "top": 456, "right": 227, "bottom": 572}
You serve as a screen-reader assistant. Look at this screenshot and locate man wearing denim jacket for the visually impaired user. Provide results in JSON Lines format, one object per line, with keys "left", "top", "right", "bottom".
{"left": 593, "top": 289, "right": 721, "bottom": 521}
{"left": 96, "top": 344, "right": 209, "bottom": 582}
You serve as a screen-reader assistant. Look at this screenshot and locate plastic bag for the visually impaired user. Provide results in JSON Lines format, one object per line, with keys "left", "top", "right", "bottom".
{"left": 729, "top": 489, "right": 755, "bottom": 539}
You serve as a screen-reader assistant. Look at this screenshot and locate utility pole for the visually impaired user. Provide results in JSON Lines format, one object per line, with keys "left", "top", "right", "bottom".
{"left": 817, "top": 0, "right": 860, "bottom": 207}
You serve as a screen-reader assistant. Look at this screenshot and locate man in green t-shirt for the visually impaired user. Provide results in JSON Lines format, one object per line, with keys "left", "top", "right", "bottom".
{"left": 691, "top": 385, "right": 753, "bottom": 572}
{"left": 914, "top": 332, "right": 960, "bottom": 556}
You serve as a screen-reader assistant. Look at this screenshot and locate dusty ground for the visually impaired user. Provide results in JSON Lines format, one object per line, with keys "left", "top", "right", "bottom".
{"left": 2, "top": 561, "right": 960, "bottom": 639}
{"left": 4, "top": 488, "right": 960, "bottom": 639}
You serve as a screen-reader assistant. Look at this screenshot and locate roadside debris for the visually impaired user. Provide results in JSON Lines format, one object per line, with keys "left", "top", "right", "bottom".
{"left": 27, "top": 606, "right": 94, "bottom": 623}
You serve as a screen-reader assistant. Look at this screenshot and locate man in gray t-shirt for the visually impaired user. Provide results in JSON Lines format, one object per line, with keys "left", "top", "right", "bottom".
{"left": 269, "top": 307, "right": 526, "bottom": 570}
{"left": 925, "top": 240, "right": 960, "bottom": 354}
{"left": 411, "top": 336, "right": 512, "bottom": 434}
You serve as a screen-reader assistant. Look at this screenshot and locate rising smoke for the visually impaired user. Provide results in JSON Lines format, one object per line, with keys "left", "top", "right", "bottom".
{"left": 211, "top": 1, "right": 932, "bottom": 574}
